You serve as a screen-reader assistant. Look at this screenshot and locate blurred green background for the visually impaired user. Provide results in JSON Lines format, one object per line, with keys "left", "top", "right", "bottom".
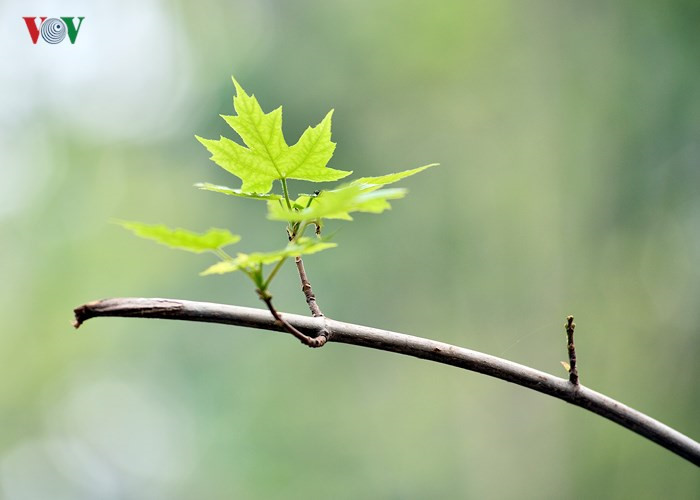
{"left": 1, "top": 0, "right": 699, "bottom": 498}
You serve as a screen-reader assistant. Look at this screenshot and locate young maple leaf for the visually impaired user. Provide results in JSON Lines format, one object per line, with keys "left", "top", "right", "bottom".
{"left": 200, "top": 237, "right": 337, "bottom": 276}
{"left": 196, "top": 78, "right": 351, "bottom": 194}
{"left": 115, "top": 221, "right": 240, "bottom": 253}
{"left": 267, "top": 164, "right": 438, "bottom": 222}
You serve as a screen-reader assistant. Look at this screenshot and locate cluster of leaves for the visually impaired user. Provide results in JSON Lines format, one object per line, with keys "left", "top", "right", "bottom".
{"left": 120, "top": 77, "right": 436, "bottom": 297}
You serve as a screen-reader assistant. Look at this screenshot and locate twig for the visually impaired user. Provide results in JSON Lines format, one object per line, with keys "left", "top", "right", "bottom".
{"left": 566, "top": 315, "right": 579, "bottom": 385}
{"left": 259, "top": 292, "right": 326, "bottom": 348}
{"left": 295, "top": 256, "right": 324, "bottom": 317}
{"left": 72, "top": 297, "right": 700, "bottom": 467}
{"left": 287, "top": 223, "right": 324, "bottom": 318}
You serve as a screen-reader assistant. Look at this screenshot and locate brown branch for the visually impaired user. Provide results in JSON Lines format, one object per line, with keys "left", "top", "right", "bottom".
{"left": 566, "top": 315, "right": 579, "bottom": 385}
{"left": 287, "top": 223, "right": 324, "bottom": 318}
{"left": 294, "top": 256, "right": 324, "bottom": 317}
{"left": 72, "top": 297, "right": 700, "bottom": 467}
{"left": 259, "top": 293, "right": 326, "bottom": 348}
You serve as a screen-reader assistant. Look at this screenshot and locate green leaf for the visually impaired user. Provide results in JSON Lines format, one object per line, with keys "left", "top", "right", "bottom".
{"left": 350, "top": 163, "right": 438, "bottom": 189}
{"left": 268, "top": 185, "right": 407, "bottom": 222}
{"left": 268, "top": 164, "right": 437, "bottom": 222}
{"left": 116, "top": 221, "right": 240, "bottom": 253}
{"left": 201, "top": 237, "right": 336, "bottom": 275}
{"left": 196, "top": 77, "right": 351, "bottom": 194}
{"left": 195, "top": 182, "right": 282, "bottom": 201}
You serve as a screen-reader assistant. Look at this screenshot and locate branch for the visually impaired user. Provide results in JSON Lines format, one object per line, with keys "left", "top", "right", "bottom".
{"left": 565, "top": 315, "right": 579, "bottom": 385}
{"left": 294, "top": 255, "right": 324, "bottom": 317}
{"left": 288, "top": 222, "right": 324, "bottom": 318}
{"left": 259, "top": 293, "right": 326, "bottom": 348}
{"left": 72, "top": 297, "right": 700, "bottom": 467}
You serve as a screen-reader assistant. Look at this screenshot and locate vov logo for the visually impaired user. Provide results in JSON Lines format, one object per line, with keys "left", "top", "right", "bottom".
{"left": 23, "top": 17, "right": 85, "bottom": 44}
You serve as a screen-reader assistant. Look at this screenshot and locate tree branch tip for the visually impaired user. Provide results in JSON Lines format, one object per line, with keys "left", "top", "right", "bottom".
{"left": 564, "top": 315, "right": 580, "bottom": 386}
{"left": 73, "top": 301, "right": 100, "bottom": 329}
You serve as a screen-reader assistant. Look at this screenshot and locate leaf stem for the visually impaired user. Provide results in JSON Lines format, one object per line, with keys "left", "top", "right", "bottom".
{"left": 293, "top": 222, "right": 310, "bottom": 241}
{"left": 262, "top": 257, "right": 288, "bottom": 290}
{"left": 305, "top": 193, "right": 317, "bottom": 208}
{"left": 280, "top": 178, "right": 292, "bottom": 210}
{"left": 215, "top": 249, "right": 233, "bottom": 261}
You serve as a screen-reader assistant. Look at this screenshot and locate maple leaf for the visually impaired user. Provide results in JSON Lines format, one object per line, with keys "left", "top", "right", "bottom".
{"left": 196, "top": 78, "right": 351, "bottom": 194}
{"left": 349, "top": 163, "right": 438, "bottom": 189}
{"left": 116, "top": 221, "right": 240, "bottom": 253}
{"left": 194, "top": 182, "right": 282, "bottom": 201}
{"left": 267, "top": 164, "right": 438, "bottom": 222}
{"left": 200, "top": 237, "right": 336, "bottom": 276}
{"left": 268, "top": 185, "right": 407, "bottom": 222}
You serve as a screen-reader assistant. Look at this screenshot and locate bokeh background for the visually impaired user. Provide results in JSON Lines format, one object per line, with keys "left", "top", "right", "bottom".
{"left": 2, "top": 0, "right": 699, "bottom": 498}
